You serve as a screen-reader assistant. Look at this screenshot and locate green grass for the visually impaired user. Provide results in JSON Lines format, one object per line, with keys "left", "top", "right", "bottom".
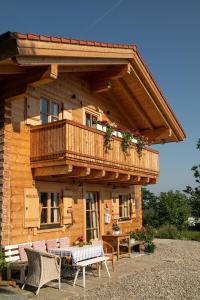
{"left": 178, "top": 230, "right": 200, "bottom": 241}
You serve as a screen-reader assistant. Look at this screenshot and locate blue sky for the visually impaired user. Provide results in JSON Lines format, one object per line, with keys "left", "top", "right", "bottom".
{"left": 0, "top": 0, "right": 199, "bottom": 194}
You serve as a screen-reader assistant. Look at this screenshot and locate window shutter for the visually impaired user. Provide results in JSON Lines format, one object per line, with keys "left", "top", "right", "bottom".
{"left": 24, "top": 188, "right": 40, "bottom": 228}
{"left": 26, "top": 95, "right": 40, "bottom": 125}
{"left": 112, "top": 192, "right": 119, "bottom": 220}
{"left": 62, "top": 190, "right": 73, "bottom": 225}
{"left": 130, "top": 193, "right": 136, "bottom": 219}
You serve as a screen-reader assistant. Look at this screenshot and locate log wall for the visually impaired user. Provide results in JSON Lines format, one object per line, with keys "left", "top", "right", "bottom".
{"left": 1, "top": 72, "right": 145, "bottom": 245}
{"left": 0, "top": 100, "right": 5, "bottom": 245}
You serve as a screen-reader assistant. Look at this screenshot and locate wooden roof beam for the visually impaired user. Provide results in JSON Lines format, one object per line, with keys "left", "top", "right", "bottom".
{"left": 0, "top": 64, "right": 58, "bottom": 99}
{"left": 141, "top": 127, "right": 172, "bottom": 142}
{"left": 15, "top": 56, "right": 129, "bottom": 66}
{"left": 59, "top": 65, "right": 108, "bottom": 73}
{"left": 34, "top": 164, "right": 73, "bottom": 177}
{"left": 118, "top": 78, "right": 154, "bottom": 130}
{"left": 92, "top": 78, "right": 112, "bottom": 94}
{"left": 63, "top": 167, "right": 91, "bottom": 178}
{"left": 89, "top": 171, "right": 119, "bottom": 182}
{"left": 92, "top": 64, "right": 131, "bottom": 94}
{"left": 79, "top": 169, "right": 106, "bottom": 180}
{"left": 105, "top": 92, "right": 137, "bottom": 129}
{"left": 103, "top": 173, "right": 131, "bottom": 184}
{"left": 139, "top": 177, "right": 150, "bottom": 185}
{"left": 129, "top": 63, "right": 180, "bottom": 142}
{"left": 0, "top": 64, "right": 29, "bottom": 74}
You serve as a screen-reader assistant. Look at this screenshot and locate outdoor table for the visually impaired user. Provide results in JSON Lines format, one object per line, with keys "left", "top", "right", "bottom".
{"left": 49, "top": 244, "right": 104, "bottom": 264}
{"left": 102, "top": 234, "right": 131, "bottom": 260}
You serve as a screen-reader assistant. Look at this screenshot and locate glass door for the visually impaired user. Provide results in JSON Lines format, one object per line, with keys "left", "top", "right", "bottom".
{"left": 85, "top": 192, "right": 100, "bottom": 241}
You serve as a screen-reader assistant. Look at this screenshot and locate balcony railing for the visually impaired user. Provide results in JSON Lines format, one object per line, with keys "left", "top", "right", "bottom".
{"left": 30, "top": 120, "right": 159, "bottom": 176}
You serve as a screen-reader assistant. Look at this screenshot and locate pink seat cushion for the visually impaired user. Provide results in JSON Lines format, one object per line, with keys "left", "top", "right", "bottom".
{"left": 18, "top": 244, "right": 32, "bottom": 261}
{"left": 59, "top": 237, "right": 70, "bottom": 248}
{"left": 92, "top": 240, "right": 103, "bottom": 246}
{"left": 46, "top": 239, "right": 58, "bottom": 251}
{"left": 32, "top": 240, "right": 46, "bottom": 252}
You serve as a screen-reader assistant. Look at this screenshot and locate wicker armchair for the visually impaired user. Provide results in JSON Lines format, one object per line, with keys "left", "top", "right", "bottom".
{"left": 22, "top": 248, "right": 61, "bottom": 295}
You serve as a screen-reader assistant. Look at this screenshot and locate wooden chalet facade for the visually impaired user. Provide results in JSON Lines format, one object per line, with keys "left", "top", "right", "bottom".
{"left": 0, "top": 32, "right": 185, "bottom": 246}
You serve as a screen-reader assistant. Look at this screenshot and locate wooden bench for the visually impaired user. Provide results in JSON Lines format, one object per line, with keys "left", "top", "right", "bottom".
{"left": 73, "top": 256, "right": 111, "bottom": 288}
{"left": 2, "top": 243, "right": 30, "bottom": 284}
{"left": 2, "top": 239, "right": 61, "bottom": 284}
{"left": 120, "top": 241, "right": 144, "bottom": 254}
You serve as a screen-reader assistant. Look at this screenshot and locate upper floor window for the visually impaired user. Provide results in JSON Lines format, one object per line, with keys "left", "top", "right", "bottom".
{"left": 119, "top": 195, "right": 131, "bottom": 220}
{"left": 85, "top": 112, "right": 98, "bottom": 128}
{"left": 40, "top": 99, "right": 59, "bottom": 124}
{"left": 40, "top": 192, "right": 60, "bottom": 227}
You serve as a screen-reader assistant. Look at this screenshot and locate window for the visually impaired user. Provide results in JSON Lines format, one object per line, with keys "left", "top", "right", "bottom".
{"left": 85, "top": 192, "right": 99, "bottom": 241}
{"left": 85, "top": 112, "right": 97, "bottom": 128}
{"left": 40, "top": 99, "right": 49, "bottom": 124}
{"left": 40, "top": 192, "right": 60, "bottom": 227}
{"left": 40, "top": 99, "right": 59, "bottom": 124}
{"left": 119, "top": 195, "right": 131, "bottom": 220}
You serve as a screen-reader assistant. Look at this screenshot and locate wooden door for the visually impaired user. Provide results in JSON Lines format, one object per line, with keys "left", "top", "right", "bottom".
{"left": 85, "top": 192, "right": 100, "bottom": 241}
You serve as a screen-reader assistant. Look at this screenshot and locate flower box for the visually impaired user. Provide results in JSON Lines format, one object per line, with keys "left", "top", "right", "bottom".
{"left": 132, "top": 138, "right": 138, "bottom": 144}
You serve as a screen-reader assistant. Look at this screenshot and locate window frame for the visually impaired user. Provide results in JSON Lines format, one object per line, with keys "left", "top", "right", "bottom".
{"left": 39, "top": 191, "right": 61, "bottom": 229}
{"left": 40, "top": 98, "right": 60, "bottom": 124}
{"left": 119, "top": 194, "right": 131, "bottom": 221}
{"left": 85, "top": 191, "right": 100, "bottom": 241}
{"left": 84, "top": 109, "right": 100, "bottom": 129}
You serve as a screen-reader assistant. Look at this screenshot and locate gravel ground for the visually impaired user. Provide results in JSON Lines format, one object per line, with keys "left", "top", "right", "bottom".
{"left": 71, "top": 239, "right": 200, "bottom": 300}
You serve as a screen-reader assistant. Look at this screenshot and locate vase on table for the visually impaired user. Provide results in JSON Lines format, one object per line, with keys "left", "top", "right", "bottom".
{"left": 79, "top": 241, "right": 84, "bottom": 247}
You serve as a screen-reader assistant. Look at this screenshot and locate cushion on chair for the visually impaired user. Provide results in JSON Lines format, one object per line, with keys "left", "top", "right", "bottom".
{"left": 18, "top": 244, "right": 32, "bottom": 261}
{"left": 46, "top": 239, "right": 58, "bottom": 251}
{"left": 59, "top": 237, "right": 70, "bottom": 248}
{"left": 32, "top": 240, "right": 46, "bottom": 252}
{"left": 91, "top": 240, "right": 103, "bottom": 246}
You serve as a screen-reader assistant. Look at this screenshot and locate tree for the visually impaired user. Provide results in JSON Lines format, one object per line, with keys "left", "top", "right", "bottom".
{"left": 158, "top": 190, "right": 190, "bottom": 230}
{"left": 142, "top": 188, "right": 190, "bottom": 229}
{"left": 184, "top": 138, "right": 200, "bottom": 218}
{"left": 142, "top": 188, "right": 159, "bottom": 227}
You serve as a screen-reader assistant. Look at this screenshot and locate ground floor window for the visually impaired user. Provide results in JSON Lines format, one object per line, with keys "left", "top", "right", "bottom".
{"left": 40, "top": 192, "right": 60, "bottom": 227}
{"left": 119, "top": 194, "right": 131, "bottom": 220}
{"left": 85, "top": 192, "right": 99, "bottom": 241}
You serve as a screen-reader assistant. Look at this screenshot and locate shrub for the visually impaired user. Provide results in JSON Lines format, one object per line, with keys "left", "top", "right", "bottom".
{"left": 156, "top": 224, "right": 178, "bottom": 239}
{"left": 0, "top": 248, "right": 7, "bottom": 271}
{"left": 179, "top": 230, "right": 200, "bottom": 241}
{"left": 130, "top": 226, "right": 155, "bottom": 243}
{"left": 144, "top": 242, "right": 156, "bottom": 253}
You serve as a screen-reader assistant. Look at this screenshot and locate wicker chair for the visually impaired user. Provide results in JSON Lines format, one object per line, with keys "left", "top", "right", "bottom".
{"left": 22, "top": 248, "right": 61, "bottom": 295}
{"left": 92, "top": 240, "right": 115, "bottom": 271}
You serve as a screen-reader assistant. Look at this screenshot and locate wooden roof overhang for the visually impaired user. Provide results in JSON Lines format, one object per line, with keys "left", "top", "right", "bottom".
{"left": 0, "top": 32, "right": 186, "bottom": 144}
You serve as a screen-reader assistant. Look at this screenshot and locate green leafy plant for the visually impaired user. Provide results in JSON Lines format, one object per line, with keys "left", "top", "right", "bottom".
{"left": 130, "top": 226, "right": 155, "bottom": 243}
{"left": 95, "top": 120, "right": 115, "bottom": 152}
{"left": 156, "top": 224, "right": 178, "bottom": 239}
{"left": 0, "top": 248, "right": 7, "bottom": 273}
{"left": 121, "top": 131, "right": 133, "bottom": 154}
{"left": 95, "top": 121, "right": 147, "bottom": 157}
{"left": 104, "top": 122, "right": 115, "bottom": 152}
{"left": 144, "top": 242, "right": 156, "bottom": 253}
{"left": 112, "top": 222, "right": 120, "bottom": 232}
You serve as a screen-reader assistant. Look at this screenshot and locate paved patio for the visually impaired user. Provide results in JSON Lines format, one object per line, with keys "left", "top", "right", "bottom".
{"left": 1, "top": 239, "right": 200, "bottom": 300}
{"left": 0, "top": 253, "right": 145, "bottom": 300}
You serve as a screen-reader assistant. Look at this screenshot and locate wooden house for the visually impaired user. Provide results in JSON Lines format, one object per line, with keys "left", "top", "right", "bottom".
{"left": 0, "top": 32, "right": 185, "bottom": 246}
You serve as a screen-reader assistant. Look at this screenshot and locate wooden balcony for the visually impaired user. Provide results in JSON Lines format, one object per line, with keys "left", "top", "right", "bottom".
{"left": 30, "top": 120, "right": 159, "bottom": 185}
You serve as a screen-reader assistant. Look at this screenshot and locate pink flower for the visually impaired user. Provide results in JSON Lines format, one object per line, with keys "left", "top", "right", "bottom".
{"left": 101, "top": 120, "right": 108, "bottom": 126}
{"left": 77, "top": 235, "right": 84, "bottom": 242}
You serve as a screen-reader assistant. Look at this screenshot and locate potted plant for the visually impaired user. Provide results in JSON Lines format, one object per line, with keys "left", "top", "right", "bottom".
{"left": 112, "top": 221, "right": 121, "bottom": 235}
{"left": 0, "top": 248, "right": 7, "bottom": 281}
